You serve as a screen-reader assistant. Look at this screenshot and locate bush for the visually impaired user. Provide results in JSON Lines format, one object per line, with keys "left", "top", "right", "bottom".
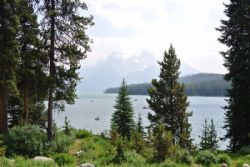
{"left": 195, "top": 150, "right": 218, "bottom": 166}
{"left": 15, "top": 156, "right": 57, "bottom": 167}
{"left": 75, "top": 129, "right": 91, "bottom": 139}
{"left": 0, "top": 135, "right": 6, "bottom": 156}
{"left": 160, "top": 159, "right": 179, "bottom": 167}
{"left": 53, "top": 153, "right": 75, "bottom": 166}
{"left": 176, "top": 150, "right": 193, "bottom": 165}
{"left": 238, "top": 145, "right": 250, "bottom": 155}
{"left": 217, "top": 153, "right": 232, "bottom": 166}
{"left": 51, "top": 134, "right": 73, "bottom": 153}
{"left": 5, "top": 124, "right": 45, "bottom": 157}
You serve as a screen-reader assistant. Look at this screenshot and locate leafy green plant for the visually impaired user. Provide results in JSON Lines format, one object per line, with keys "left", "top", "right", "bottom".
{"left": 53, "top": 153, "right": 75, "bottom": 166}
{"left": 195, "top": 150, "right": 218, "bottom": 166}
{"left": 176, "top": 150, "right": 193, "bottom": 165}
{"left": 0, "top": 135, "right": 6, "bottom": 156}
{"left": 161, "top": 159, "right": 179, "bottom": 167}
{"left": 51, "top": 134, "right": 73, "bottom": 153}
{"left": 5, "top": 124, "right": 45, "bottom": 157}
{"left": 238, "top": 145, "right": 250, "bottom": 155}
{"left": 217, "top": 153, "right": 232, "bottom": 166}
{"left": 75, "top": 129, "right": 91, "bottom": 139}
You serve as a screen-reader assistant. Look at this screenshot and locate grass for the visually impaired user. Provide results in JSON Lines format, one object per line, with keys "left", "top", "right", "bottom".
{"left": 1, "top": 132, "right": 250, "bottom": 167}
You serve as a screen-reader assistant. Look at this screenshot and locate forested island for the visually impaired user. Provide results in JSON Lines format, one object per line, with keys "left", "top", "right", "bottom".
{"left": 104, "top": 73, "right": 231, "bottom": 96}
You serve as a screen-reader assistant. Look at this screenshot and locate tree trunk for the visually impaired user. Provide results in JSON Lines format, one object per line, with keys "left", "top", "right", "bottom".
{"left": 0, "top": 84, "right": 7, "bottom": 134}
{"left": 47, "top": 0, "right": 56, "bottom": 140}
{"left": 24, "top": 85, "right": 29, "bottom": 122}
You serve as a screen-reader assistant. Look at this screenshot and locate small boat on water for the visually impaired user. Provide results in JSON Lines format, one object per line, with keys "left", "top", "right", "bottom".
{"left": 142, "top": 106, "right": 148, "bottom": 109}
{"left": 95, "top": 116, "right": 100, "bottom": 121}
{"left": 134, "top": 99, "right": 138, "bottom": 101}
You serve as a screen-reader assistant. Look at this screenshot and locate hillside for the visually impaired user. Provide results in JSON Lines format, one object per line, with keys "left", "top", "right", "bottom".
{"left": 104, "top": 73, "right": 231, "bottom": 96}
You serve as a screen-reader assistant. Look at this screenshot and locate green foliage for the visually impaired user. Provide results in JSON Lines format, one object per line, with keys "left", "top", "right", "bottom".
{"left": 195, "top": 150, "right": 218, "bottom": 166}
{"left": 176, "top": 149, "right": 193, "bottom": 165}
{"left": 5, "top": 124, "right": 45, "bottom": 157}
{"left": 151, "top": 120, "right": 176, "bottom": 162}
{"left": 160, "top": 159, "right": 179, "bottom": 167}
{"left": 217, "top": 0, "right": 250, "bottom": 150}
{"left": 111, "top": 79, "right": 135, "bottom": 140}
{"left": 0, "top": 135, "right": 6, "bottom": 156}
{"left": 79, "top": 135, "right": 114, "bottom": 166}
{"left": 147, "top": 45, "right": 192, "bottom": 149}
{"left": 0, "top": 156, "right": 57, "bottom": 167}
{"left": 234, "top": 155, "right": 250, "bottom": 167}
{"left": 51, "top": 133, "right": 73, "bottom": 153}
{"left": 217, "top": 153, "right": 232, "bottom": 166}
{"left": 53, "top": 153, "right": 76, "bottom": 166}
{"left": 75, "top": 129, "right": 92, "bottom": 139}
{"left": 63, "top": 117, "right": 73, "bottom": 136}
{"left": 112, "top": 140, "right": 126, "bottom": 164}
{"left": 199, "top": 119, "right": 219, "bottom": 150}
{"left": 238, "top": 145, "right": 250, "bottom": 155}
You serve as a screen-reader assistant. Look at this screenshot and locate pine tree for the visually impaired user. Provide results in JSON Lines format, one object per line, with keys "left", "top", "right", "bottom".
{"left": 130, "top": 114, "right": 145, "bottom": 153}
{"left": 147, "top": 44, "right": 192, "bottom": 148}
{"left": 16, "top": 0, "right": 48, "bottom": 124}
{"left": 0, "top": 1, "right": 19, "bottom": 134}
{"left": 217, "top": 0, "right": 250, "bottom": 150}
{"left": 39, "top": 0, "right": 93, "bottom": 139}
{"left": 199, "top": 119, "right": 219, "bottom": 150}
{"left": 111, "top": 79, "right": 135, "bottom": 140}
{"left": 151, "top": 120, "right": 174, "bottom": 162}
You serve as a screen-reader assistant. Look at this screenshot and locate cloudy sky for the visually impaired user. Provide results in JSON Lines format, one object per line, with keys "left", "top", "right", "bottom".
{"left": 83, "top": 0, "right": 228, "bottom": 73}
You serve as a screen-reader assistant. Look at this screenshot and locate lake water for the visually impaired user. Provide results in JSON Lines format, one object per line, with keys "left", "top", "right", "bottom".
{"left": 54, "top": 93, "right": 228, "bottom": 149}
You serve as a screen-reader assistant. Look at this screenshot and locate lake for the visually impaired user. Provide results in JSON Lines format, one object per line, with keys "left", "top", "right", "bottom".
{"left": 54, "top": 93, "right": 228, "bottom": 149}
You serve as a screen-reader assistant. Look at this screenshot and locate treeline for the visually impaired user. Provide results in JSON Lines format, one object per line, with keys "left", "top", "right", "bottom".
{"left": 104, "top": 73, "right": 231, "bottom": 96}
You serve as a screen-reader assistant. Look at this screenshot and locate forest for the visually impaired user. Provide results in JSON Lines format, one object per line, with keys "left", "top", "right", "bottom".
{"left": 105, "top": 73, "right": 231, "bottom": 96}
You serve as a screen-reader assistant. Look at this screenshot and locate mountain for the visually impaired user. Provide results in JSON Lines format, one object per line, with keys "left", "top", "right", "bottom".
{"left": 77, "top": 51, "right": 200, "bottom": 93}
{"left": 104, "top": 73, "right": 231, "bottom": 96}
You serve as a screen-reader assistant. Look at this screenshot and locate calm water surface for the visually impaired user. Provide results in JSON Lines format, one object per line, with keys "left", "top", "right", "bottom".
{"left": 54, "top": 94, "right": 228, "bottom": 149}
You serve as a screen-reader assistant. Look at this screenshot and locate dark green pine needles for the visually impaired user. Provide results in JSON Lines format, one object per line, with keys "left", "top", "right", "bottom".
{"left": 217, "top": 0, "right": 250, "bottom": 151}
{"left": 147, "top": 44, "right": 192, "bottom": 149}
{"left": 111, "top": 79, "right": 135, "bottom": 140}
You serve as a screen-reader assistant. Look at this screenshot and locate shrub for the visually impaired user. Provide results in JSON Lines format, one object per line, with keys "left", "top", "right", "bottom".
{"left": 14, "top": 156, "right": 57, "bottom": 167}
{"left": 238, "top": 145, "right": 250, "bottom": 155}
{"left": 5, "top": 124, "right": 45, "bottom": 157}
{"left": 195, "top": 150, "right": 218, "bottom": 166}
{"left": 0, "top": 135, "right": 6, "bottom": 156}
{"left": 176, "top": 150, "right": 193, "bottom": 165}
{"left": 53, "top": 153, "right": 75, "bottom": 166}
{"left": 51, "top": 134, "right": 73, "bottom": 153}
{"left": 217, "top": 153, "right": 232, "bottom": 166}
{"left": 160, "top": 159, "right": 179, "bottom": 167}
{"left": 75, "top": 129, "right": 91, "bottom": 139}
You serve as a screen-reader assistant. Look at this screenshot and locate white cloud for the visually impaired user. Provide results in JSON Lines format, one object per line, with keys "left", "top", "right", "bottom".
{"left": 83, "top": 0, "right": 228, "bottom": 73}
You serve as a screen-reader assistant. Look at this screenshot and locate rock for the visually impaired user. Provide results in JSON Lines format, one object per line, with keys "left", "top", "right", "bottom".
{"left": 34, "top": 156, "right": 54, "bottom": 162}
{"left": 221, "top": 163, "right": 228, "bottom": 167}
{"left": 242, "top": 164, "right": 250, "bottom": 167}
{"left": 79, "top": 163, "right": 95, "bottom": 167}
{"left": 75, "top": 150, "right": 84, "bottom": 156}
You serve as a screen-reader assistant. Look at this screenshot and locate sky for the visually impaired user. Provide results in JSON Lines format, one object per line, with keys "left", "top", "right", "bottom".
{"left": 82, "top": 0, "right": 228, "bottom": 73}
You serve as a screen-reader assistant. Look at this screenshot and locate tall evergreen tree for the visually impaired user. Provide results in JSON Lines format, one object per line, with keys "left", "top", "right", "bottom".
{"left": 0, "top": 1, "right": 19, "bottom": 134}
{"left": 217, "top": 0, "right": 250, "bottom": 150}
{"left": 16, "top": 0, "right": 48, "bottom": 124}
{"left": 147, "top": 44, "right": 192, "bottom": 148}
{"left": 39, "top": 0, "right": 93, "bottom": 139}
{"left": 199, "top": 119, "right": 219, "bottom": 150}
{"left": 111, "top": 79, "right": 135, "bottom": 140}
